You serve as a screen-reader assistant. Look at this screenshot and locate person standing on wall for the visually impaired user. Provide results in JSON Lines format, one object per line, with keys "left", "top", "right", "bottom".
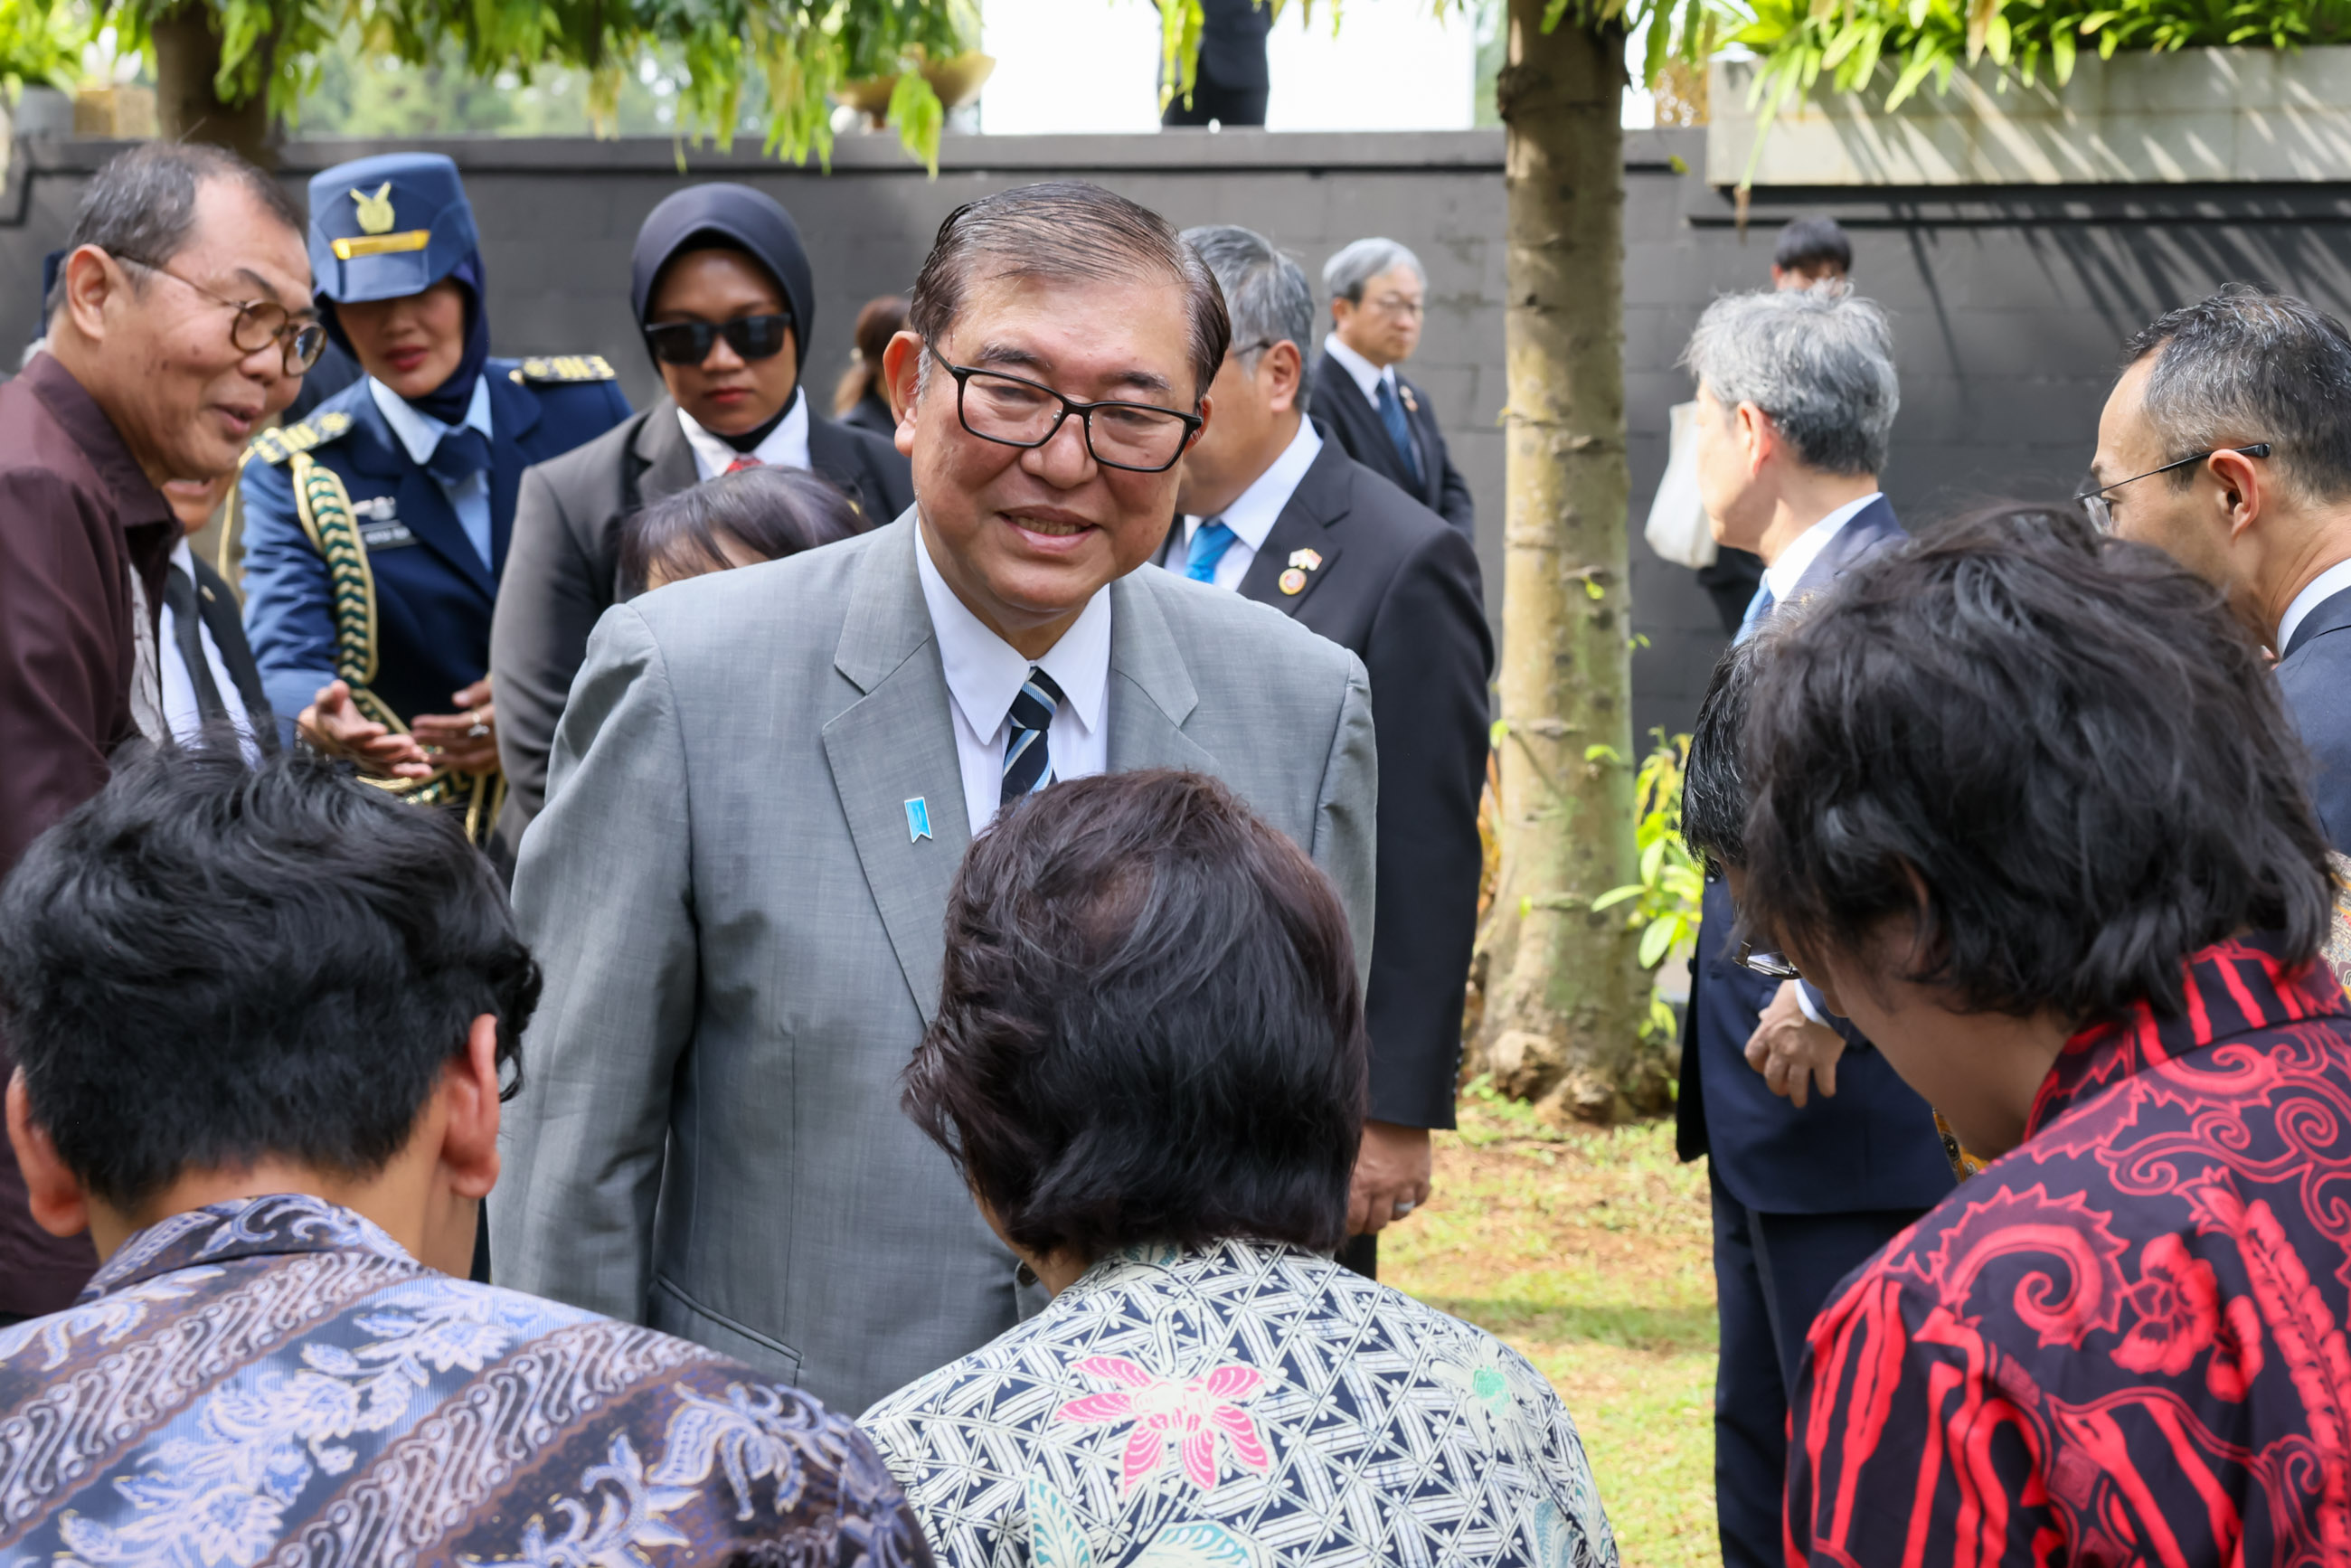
{"left": 240, "top": 151, "right": 631, "bottom": 853}
{"left": 490, "top": 184, "right": 916, "bottom": 857}
{"left": 1165, "top": 223, "right": 1491, "bottom": 1280}
{"left": 1311, "top": 238, "right": 1475, "bottom": 538}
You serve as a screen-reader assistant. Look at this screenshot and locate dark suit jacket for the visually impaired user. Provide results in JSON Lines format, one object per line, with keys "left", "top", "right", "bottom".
{"left": 1677, "top": 496, "right": 1956, "bottom": 1214}
{"left": 187, "top": 552, "right": 279, "bottom": 751}
{"left": 1158, "top": 427, "right": 1492, "bottom": 1127}
{"left": 2279, "top": 582, "right": 2351, "bottom": 854}
{"left": 490, "top": 394, "right": 913, "bottom": 856}
{"left": 1310, "top": 347, "right": 1475, "bottom": 539}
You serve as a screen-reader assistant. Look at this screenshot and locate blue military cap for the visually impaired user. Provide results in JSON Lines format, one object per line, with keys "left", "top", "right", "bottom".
{"left": 307, "top": 152, "right": 479, "bottom": 305}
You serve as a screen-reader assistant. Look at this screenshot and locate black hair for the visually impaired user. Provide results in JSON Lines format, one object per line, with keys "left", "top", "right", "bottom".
{"left": 2121, "top": 283, "right": 2351, "bottom": 502}
{"left": 903, "top": 770, "right": 1364, "bottom": 1262}
{"left": 909, "top": 180, "right": 1232, "bottom": 401}
{"left": 1682, "top": 633, "right": 1771, "bottom": 874}
{"left": 1773, "top": 215, "right": 1852, "bottom": 278}
{"left": 0, "top": 743, "right": 540, "bottom": 1212}
{"left": 50, "top": 143, "right": 305, "bottom": 317}
{"left": 618, "top": 464, "right": 868, "bottom": 595}
{"left": 1739, "top": 504, "right": 2333, "bottom": 1023}
{"left": 836, "top": 294, "right": 909, "bottom": 417}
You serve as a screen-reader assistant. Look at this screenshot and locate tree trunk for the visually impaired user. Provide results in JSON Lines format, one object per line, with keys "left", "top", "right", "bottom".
{"left": 1467, "top": 1, "right": 1667, "bottom": 1124}
{"left": 153, "top": 5, "right": 275, "bottom": 166}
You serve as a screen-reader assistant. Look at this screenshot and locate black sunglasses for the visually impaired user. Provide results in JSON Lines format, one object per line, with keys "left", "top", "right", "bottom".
{"left": 642, "top": 313, "right": 793, "bottom": 367}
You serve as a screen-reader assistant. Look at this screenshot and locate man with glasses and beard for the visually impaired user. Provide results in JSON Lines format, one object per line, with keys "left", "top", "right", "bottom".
{"left": 493, "top": 181, "right": 1377, "bottom": 1415}
{"left": 0, "top": 143, "right": 319, "bottom": 1323}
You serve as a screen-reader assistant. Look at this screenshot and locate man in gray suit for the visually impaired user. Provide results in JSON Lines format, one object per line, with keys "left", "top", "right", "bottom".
{"left": 492, "top": 181, "right": 1378, "bottom": 1414}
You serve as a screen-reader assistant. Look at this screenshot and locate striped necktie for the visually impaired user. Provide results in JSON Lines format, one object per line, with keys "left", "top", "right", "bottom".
{"left": 1001, "top": 667, "right": 1066, "bottom": 806}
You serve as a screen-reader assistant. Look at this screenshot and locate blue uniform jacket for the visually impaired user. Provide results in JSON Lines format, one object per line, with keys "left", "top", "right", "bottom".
{"left": 2278, "top": 583, "right": 2351, "bottom": 855}
{"left": 1677, "top": 495, "right": 1959, "bottom": 1215}
{"left": 241, "top": 361, "right": 629, "bottom": 732}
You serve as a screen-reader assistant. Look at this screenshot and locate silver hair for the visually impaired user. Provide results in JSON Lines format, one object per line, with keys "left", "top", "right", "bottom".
{"left": 2122, "top": 283, "right": 2351, "bottom": 500}
{"left": 1681, "top": 283, "right": 1900, "bottom": 477}
{"left": 1183, "top": 224, "right": 1314, "bottom": 411}
{"left": 1322, "top": 237, "right": 1424, "bottom": 305}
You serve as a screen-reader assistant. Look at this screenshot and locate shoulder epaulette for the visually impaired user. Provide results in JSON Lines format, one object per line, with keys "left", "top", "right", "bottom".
{"left": 243, "top": 410, "right": 355, "bottom": 467}
{"left": 511, "top": 354, "right": 618, "bottom": 385}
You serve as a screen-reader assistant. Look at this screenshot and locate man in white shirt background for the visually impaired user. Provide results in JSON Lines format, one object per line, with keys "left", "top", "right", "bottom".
{"left": 1310, "top": 237, "right": 1476, "bottom": 537}
{"left": 1164, "top": 224, "right": 1490, "bottom": 1280}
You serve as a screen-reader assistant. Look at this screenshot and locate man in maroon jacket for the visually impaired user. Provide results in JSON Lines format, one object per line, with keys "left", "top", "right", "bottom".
{"left": 0, "top": 143, "right": 316, "bottom": 1321}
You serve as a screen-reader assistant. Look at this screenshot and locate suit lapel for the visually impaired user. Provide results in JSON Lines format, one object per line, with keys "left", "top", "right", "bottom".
{"left": 486, "top": 373, "right": 543, "bottom": 577}
{"left": 1106, "top": 570, "right": 1218, "bottom": 775}
{"left": 2286, "top": 584, "right": 2351, "bottom": 662}
{"left": 1235, "top": 437, "right": 1349, "bottom": 611}
{"left": 1400, "top": 373, "right": 1443, "bottom": 508}
{"left": 819, "top": 514, "right": 973, "bottom": 1022}
{"left": 630, "top": 398, "right": 702, "bottom": 513}
{"left": 1316, "top": 353, "right": 1409, "bottom": 496}
{"left": 807, "top": 412, "right": 883, "bottom": 524}
{"left": 341, "top": 396, "right": 498, "bottom": 601}
{"left": 1789, "top": 495, "right": 1903, "bottom": 603}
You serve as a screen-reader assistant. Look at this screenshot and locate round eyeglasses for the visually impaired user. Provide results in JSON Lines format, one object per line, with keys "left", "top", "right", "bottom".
{"left": 115, "top": 253, "right": 326, "bottom": 376}
{"left": 927, "top": 344, "right": 1203, "bottom": 474}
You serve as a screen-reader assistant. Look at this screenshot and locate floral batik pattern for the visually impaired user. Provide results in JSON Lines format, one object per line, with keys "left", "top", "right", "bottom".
{"left": 0, "top": 1195, "right": 933, "bottom": 1568}
{"left": 859, "top": 1237, "right": 1618, "bottom": 1568}
{"left": 1789, "top": 934, "right": 2351, "bottom": 1566}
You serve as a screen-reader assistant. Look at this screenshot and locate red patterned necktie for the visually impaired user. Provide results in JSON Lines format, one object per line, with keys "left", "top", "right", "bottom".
{"left": 725, "top": 454, "right": 763, "bottom": 474}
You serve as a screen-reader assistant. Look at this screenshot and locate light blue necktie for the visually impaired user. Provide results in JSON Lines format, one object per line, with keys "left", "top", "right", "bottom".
{"left": 1375, "top": 378, "right": 1423, "bottom": 485}
{"left": 1735, "top": 582, "right": 1777, "bottom": 644}
{"left": 1185, "top": 518, "right": 1239, "bottom": 583}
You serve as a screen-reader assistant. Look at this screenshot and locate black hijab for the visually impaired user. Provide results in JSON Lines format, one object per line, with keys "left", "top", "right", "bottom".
{"left": 629, "top": 184, "right": 815, "bottom": 375}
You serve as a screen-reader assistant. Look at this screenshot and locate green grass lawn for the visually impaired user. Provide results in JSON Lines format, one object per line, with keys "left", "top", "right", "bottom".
{"left": 1383, "top": 1086, "right": 1719, "bottom": 1568}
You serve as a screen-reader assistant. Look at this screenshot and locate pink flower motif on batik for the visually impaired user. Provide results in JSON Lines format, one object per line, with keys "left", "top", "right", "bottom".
{"left": 1053, "top": 1355, "right": 1273, "bottom": 1492}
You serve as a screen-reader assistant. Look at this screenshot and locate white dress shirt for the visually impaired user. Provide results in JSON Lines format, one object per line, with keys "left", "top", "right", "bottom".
{"left": 679, "top": 387, "right": 812, "bottom": 482}
{"left": 1762, "top": 490, "right": 1884, "bottom": 604}
{"left": 159, "top": 539, "right": 260, "bottom": 760}
{"left": 371, "top": 374, "right": 496, "bottom": 567}
{"left": 2278, "top": 556, "right": 2351, "bottom": 655}
{"left": 1178, "top": 418, "right": 1324, "bottom": 590}
{"left": 1321, "top": 333, "right": 1398, "bottom": 411}
{"left": 913, "top": 519, "right": 1112, "bottom": 837}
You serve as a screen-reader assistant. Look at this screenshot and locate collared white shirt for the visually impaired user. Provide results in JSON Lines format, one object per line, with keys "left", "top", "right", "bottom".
{"left": 1762, "top": 491, "right": 1884, "bottom": 605}
{"left": 1178, "top": 418, "right": 1324, "bottom": 590}
{"left": 371, "top": 373, "right": 495, "bottom": 567}
{"left": 1321, "top": 333, "right": 1398, "bottom": 411}
{"left": 2278, "top": 556, "right": 2351, "bottom": 656}
{"left": 913, "top": 517, "right": 1112, "bottom": 837}
{"left": 679, "top": 387, "right": 812, "bottom": 482}
{"left": 159, "top": 539, "right": 260, "bottom": 760}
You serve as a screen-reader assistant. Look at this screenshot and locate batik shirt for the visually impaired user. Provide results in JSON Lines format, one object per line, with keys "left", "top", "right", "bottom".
{"left": 0, "top": 1194, "right": 934, "bottom": 1568}
{"left": 858, "top": 1238, "right": 1617, "bottom": 1568}
{"left": 1788, "top": 935, "right": 2351, "bottom": 1565}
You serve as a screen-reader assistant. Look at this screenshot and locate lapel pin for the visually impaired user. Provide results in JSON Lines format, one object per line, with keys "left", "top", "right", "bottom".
{"left": 1289, "top": 548, "right": 1324, "bottom": 571}
{"left": 905, "top": 798, "right": 933, "bottom": 844}
{"left": 1400, "top": 384, "right": 1421, "bottom": 415}
{"left": 1279, "top": 568, "right": 1308, "bottom": 596}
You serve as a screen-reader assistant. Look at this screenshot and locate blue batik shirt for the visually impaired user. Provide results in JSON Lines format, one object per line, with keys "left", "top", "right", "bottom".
{"left": 0, "top": 1194, "right": 934, "bottom": 1568}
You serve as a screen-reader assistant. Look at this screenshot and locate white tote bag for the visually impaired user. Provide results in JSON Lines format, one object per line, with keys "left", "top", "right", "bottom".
{"left": 1644, "top": 401, "right": 1718, "bottom": 569}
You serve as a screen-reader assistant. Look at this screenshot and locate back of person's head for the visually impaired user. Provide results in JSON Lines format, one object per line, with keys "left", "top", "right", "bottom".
{"left": 2122, "top": 283, "right": 2351, "bottom": 503}
{"left": 909, "top": 181, "right": 1231, "bottom": 400}
{"left": 1322, "top": 237, "right": 1424, "bottom": 304}
{"left": 1682, "top": 285, "right": 1899, "bottom": 477}
{"left": 904, "top": 770, "right": 1365, "bottom": 1262}
{"left": 1183, "top": 224, "right": 1314, "bottom": 399}
{"left": 1739, "top": 505, "right": 2333, "bottom": 1024}
{"left": 835, "top": 293, "right": 909, "bottom": 416}
{"left": 0, "top": 745, "right": 539, "bottom": 1214}
{"left": 1682, "top": 632, "right": 1773, "bottom": 874}
{"left": 618, "top": 464, "right": 867, "bottom": 594}
{"left": 48, "top": 143, "right": 304, "bottom": 321}
{"left": 1773, "top": 215, "right": 1852, "bottom": 280}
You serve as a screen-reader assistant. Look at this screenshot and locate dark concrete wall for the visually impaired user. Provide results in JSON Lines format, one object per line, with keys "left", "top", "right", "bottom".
{"left": 13, "top": 128, "right": 2351, "bottom": 744}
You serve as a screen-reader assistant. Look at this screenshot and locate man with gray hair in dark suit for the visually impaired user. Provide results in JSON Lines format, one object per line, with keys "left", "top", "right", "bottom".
{"left": 1311, "top": 237, "right": 1475, "bottom": 536}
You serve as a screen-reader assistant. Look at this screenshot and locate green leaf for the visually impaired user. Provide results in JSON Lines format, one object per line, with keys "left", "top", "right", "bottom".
{"left": 1591, "top": 884, "right": 1646, "bottom": 912}
{"left": 1638, "top": 918, "right": 1677, "bottom": 968}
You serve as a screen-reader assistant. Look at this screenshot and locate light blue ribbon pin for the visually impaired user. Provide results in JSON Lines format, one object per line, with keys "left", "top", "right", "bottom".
{"left": 905, "top": 797, "right": 932, "bottom": 843}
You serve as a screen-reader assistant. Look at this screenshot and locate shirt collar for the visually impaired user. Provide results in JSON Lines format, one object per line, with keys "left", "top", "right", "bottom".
{"left": 677, "top": 387, "right": 811, "bottom": 482}
{"left": 369, "top": 373, "right": 493, "bottom": 467}
{"left": 913, "top": 515, "right": 1111, "bottom": 743}
{"left": 1183, "top": 418, "right": 1323, "bottom": 553}
{"left": 2277, "top": 556, "right": 2351, "bottom": 654}
{"left": 2026, "top": 934, "right": 2351, "bottom": 1139}
{"left": 1321, "top": 334, "right": 1393, "bottom": 404}
{"left": 1762, "top": 491, "right": 1883, "bottom": 602}
{"left": 80, "top": 1193, "right": 412, "bottom": 1301}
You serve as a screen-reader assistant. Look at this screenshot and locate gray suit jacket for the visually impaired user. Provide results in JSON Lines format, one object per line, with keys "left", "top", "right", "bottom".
{"left": 492, "top": 513, "right": 1377, "bottom": 1414}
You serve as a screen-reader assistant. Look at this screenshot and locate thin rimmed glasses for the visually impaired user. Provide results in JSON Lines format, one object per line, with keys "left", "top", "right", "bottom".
{"left": 117, "top": 252, "right": 327, "bottom": 376}
{"left": 1736, "top": 940, "right": 1803, "bottom": 981}
{"left": 2075, "top": 442, "right": 2270, "bottom": 533}
{"left": 928, "top": 343, "right": 1203, "bottom": 473}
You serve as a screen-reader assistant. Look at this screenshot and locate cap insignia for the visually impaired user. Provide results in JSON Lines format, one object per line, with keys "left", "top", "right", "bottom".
{"left": 352, "top": 183, "right": 395, "bottom": 236}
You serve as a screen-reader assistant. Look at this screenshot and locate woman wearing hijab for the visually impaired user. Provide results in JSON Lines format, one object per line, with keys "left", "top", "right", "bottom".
{"left": 489, "top": 183, "right": 915, "bottom": 854}
{"left": 241, "top": 151, "right": 631, "bottom": 849}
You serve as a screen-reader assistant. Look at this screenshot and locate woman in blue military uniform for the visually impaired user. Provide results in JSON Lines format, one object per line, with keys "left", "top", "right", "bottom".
{"left": 241, "top": 151, "right": 629, "bottom": 846}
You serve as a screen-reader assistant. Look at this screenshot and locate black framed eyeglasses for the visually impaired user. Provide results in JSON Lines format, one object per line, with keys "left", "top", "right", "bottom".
{"left": 927, "top": 344, "right": 1204, "bottom": 474}
{"left": 642, "top": 313, "right": 794, "bottom": 367}
{"left": 2075, "top": 442, "right": 2271, "bottom": 534}
{"left": 117, "top": 252, "right": 326, "bottom": 375}
{"left": 1736, "top": 940, "right": 1803, "bottom": 981}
